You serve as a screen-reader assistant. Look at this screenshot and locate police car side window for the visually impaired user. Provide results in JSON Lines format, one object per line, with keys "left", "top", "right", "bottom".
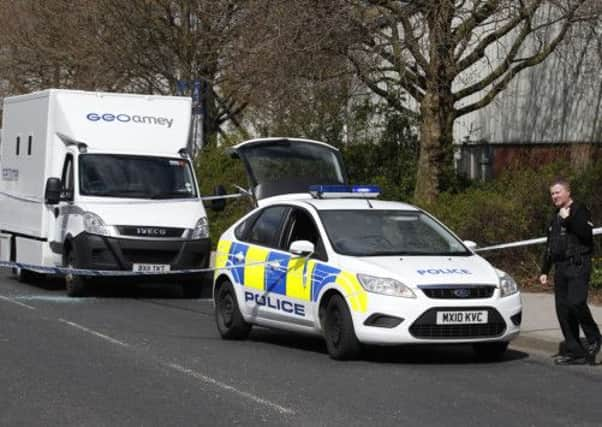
{"left": 234, "top": 211, "right": 261, "bottom": 241}
{"left": 246, "top": 206, "right": 290, "bottom": 248}
{"left": 283, "top": 208, "right": 327, "bottom": 261}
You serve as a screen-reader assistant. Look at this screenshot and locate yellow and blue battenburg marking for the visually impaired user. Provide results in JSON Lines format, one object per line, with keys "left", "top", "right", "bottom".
{"left": 215, "top": 240, "right": 367, "bottom": 313}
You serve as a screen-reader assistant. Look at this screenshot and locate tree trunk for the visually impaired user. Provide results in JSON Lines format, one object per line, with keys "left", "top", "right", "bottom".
{"left": 414, "top": 1, "right": 455, "bottom": 205}
{"left": 414, "top": 92, "right": 455, "bottom": 205}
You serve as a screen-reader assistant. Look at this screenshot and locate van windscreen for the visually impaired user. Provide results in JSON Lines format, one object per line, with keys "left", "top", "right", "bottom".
{"left": 79, "top": 154, "right": 197, "bottom": 199}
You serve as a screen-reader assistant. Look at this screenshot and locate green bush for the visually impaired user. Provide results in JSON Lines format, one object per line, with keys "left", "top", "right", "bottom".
{"left": 194, "top": 129, "right": 602, "bottom": 291}
{"left": 424, "top": 160, "right": 602, "bottom": 287}
{"left": 194, "top": 141, "right": 255, "bottom": 247}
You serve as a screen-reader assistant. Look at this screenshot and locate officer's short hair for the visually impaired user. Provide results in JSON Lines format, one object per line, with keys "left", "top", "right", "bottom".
{"left": 550, "top": 177, "right": 571, "bottom": 192}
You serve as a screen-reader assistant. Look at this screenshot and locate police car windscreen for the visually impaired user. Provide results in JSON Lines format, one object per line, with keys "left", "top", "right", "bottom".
{"left": 320, "top": 210, "right": 470, "bottom": 256}
{"left": 242, "top": 142, "right": 345, "bottom": 186}
{"left": 79, "top": 154, "right": 197, "bottom": 199}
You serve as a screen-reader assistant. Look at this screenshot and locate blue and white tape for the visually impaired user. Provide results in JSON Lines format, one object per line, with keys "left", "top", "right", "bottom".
{"left": 476, "top": 227, "right": 601, "bottom": 253}
{"left": 0, "top": 256, "right": 281, "bottom": 277}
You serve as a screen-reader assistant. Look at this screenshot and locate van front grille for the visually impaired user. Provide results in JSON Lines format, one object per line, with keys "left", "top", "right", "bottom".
{"left": 121, "top": 249, "right": 178, "bottom": 264}
{"left": 115, "top": 226, "right": 185, "bottom": 238}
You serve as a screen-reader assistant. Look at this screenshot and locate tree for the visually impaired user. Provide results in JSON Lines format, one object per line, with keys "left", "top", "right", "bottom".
{"left": 342, "top": 0, "right": 598, "bottom": 203}
{"left": 0, "top": 1, "right": 251, "bottom": 146}
{"left": 0, "top": 0, "right": 119, "bottom": 93}
{"left": 96, "top": 0, "right": 250, "bottom": 146}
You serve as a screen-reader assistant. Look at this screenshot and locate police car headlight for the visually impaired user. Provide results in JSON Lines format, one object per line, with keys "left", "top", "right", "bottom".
{"left": 357, "top": 274, "right": 416, "bottom": 298}
{"left": 83, "top": 212, "right": 113, "bottom": 237}
{"left": 497, "top": 270, "right": 518, "bottom": 297}
{"left": 191, "top": 217, "right": 209, "bottom": 239}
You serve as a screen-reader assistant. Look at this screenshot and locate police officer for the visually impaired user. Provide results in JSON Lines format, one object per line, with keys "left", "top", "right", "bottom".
{"left": 539, "top": 177, "right": 601, "bottom": 365}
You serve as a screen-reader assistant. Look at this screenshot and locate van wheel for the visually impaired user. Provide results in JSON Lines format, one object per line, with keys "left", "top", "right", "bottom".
{"left": 65, "top": 252, "right": 88, "bottom": 297}
{"left": 473, "top": 341, "right": 509, "bottom": 362}
{"left": 13, "top": 267, "right": 35, "bottom": 283}
{"left": 323, "top": 294, "right": 361, "bottom": 360}
{"left": 215, "top": 280, "right": 251, "bottom": 340}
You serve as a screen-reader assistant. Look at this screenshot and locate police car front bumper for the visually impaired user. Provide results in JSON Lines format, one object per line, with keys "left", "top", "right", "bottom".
{"left": 351, "top": 289, "right": 521, "bottom": 345}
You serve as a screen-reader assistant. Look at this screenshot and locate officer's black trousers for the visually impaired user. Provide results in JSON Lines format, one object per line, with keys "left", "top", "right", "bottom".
{"left": 554, "top": 257, "right": 601, "bottom": 356}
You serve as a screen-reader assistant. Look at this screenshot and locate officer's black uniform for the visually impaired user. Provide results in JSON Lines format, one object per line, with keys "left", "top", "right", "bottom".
{"left": 541, "top": 202, "right": 601, "bottom": 358}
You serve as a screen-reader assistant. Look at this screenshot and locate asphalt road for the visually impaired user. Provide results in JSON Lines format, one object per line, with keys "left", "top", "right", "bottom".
{"left": 1, "top": 272, "right": 601, "bottom": 427}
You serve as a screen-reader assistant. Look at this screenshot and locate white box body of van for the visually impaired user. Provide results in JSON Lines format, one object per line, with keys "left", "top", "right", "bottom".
{"left": 0, "top": 89, "right": 210, "bottom": 290}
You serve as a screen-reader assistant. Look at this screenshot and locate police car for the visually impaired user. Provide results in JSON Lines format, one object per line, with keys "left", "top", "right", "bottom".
{"left": 213, "top": 138, "right": 521, "bottom": 360}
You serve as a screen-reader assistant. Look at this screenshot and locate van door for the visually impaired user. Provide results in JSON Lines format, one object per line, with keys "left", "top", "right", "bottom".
{"left": 52, "top": 154, "right": 75, "bottom": 258}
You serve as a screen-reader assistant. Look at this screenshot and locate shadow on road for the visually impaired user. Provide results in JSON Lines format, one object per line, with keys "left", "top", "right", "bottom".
{"left": 248, "top": 327, "right": 529, "bottom": 364}
{"left": 11, "top": 273, "right": 212, "bottom": 299}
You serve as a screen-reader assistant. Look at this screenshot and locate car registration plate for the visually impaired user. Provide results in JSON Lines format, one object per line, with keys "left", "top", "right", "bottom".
{"left": 132, "top": 263, "right": 171, "bottom": 273}
{"left": 436, "top": 310, "right": 488, "bottom": 325}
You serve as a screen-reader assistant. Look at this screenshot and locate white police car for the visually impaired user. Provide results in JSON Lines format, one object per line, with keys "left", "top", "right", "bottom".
{"left": 213, "top": 138, "right": 521, "bottom": 360}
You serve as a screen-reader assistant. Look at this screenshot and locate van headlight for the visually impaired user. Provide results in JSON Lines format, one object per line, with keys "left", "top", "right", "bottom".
{"left": 357, "top": 274, "right": 416, "bottom": 298}
{"left": 497, "top": 270, "right": 518, "bottom": 297}
{"left": 191, "top": 217, "right": 209, "bottom": 239}
{"left": 83, "top": 212, "right": 113, "bottom": 236}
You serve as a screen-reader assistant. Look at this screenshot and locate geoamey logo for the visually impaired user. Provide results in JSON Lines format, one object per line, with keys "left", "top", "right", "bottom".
{"left": 86, "top": 113, "right": 173, "bottom": 128}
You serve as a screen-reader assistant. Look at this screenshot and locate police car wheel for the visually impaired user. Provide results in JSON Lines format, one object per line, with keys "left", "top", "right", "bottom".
{"left": 215, "top": 280, "right": 251, "bottom": 340}
{"left": 65, "top": 252, "right": 88, "bottom": 298}
{"left": 323, "top": 294, "right": 361, "bottom": 360}
{"left": 472, "top": 341, "right": 509, "bottom": 362}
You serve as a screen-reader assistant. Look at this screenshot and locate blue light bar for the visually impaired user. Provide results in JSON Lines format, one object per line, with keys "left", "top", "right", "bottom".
{"left": 308, "top": 184, "right": 381, "bottom": 199}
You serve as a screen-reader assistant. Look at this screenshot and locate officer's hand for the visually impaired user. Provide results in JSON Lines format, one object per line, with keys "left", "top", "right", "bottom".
{"left": 558, "top": 207, "right": 570, "bottom": 219}
{"left": 539, "top": 274, "right": 548, "bottom": 286}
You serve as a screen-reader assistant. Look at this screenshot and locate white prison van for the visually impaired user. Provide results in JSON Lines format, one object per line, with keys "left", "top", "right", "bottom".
{"left": 0, "top": 89, "right": 212, "bottom": 297}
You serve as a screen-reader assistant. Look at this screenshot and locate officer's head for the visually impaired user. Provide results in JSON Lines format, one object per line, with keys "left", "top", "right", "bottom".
{"left": 549, "top": 177, "right": 571, "bottom": 208}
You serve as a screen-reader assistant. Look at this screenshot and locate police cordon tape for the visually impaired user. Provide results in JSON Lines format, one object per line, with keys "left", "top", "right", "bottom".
{"left": 475, "top": 227, "right": 602, "bottom": 253}
{"left": 1, "top": 227, "right": 600, "bottom": 276}
{"left": 0, "top": 256, "right": 290, "bottom": 277}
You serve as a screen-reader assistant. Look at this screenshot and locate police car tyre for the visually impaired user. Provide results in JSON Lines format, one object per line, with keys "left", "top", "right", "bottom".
{"left": 215, "top": 280, "right": 251, "bottom": 340}
{"left": 472, "top": 341, "right": 509, "bottom": 362}
{"left": 323, "top": 294, "right": 361, "bottom": 360}
{"left": 65, "top": 251, "right": 88, "bottom": 298}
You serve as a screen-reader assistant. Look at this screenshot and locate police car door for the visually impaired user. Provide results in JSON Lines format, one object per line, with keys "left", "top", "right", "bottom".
{"left": 274, "top": 207, "right": 327, "bottom": 326}
{"left": 241, "top": 205, "right": 292, "bottom": 320}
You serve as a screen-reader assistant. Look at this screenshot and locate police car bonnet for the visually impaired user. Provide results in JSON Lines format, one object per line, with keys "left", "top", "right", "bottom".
{"left": 229, "top": 138, "right": 349, "bottom": 201}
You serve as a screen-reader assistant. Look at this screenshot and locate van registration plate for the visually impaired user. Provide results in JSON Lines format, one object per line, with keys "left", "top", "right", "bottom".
{"left": 436, "top": 310, "right": 488, "bottom": 325}
{"left": 132, "top": 263, "right": 171, "bottom": 273}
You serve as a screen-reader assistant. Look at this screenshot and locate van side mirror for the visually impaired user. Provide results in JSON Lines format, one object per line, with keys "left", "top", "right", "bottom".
{"left": 463, "top": 240, "right": 477, "bottom": 250}
{"left": 210, "top": 185, "right": 226, "bottom": 212}
{"left": 45, "top": 177, "right": 62, "bottom": 205}
{"left": 289, "top": 240, "right": 315, "bottom": 256}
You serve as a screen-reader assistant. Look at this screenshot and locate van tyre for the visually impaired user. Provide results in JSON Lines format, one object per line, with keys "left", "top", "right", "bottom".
{"left": 13, "top": 267, "right": 35, "bottom": 283}
{"left": 473, "top": 341, "right": 509, "bottom": 362}
{"left": 215, "top": 280, "right": 251, "bottom": 339}
{"left": 65, "top": 251, "right": 88, "bottom": 297}
{"left": 323, "top": 294, "right": 361, "bottom": 360}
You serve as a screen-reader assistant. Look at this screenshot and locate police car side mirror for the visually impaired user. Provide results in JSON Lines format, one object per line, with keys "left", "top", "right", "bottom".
{"left": 463, "top": 240, "right": 477, "bottom": 250}
{"left": 210, "top": 185, "right": 226, "bottom": 212}
{"left": 45, "top": 177, "right": 62, "bottom": 205}
{"left": 289, "top": 240, "right": 315, "bottom": 256}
